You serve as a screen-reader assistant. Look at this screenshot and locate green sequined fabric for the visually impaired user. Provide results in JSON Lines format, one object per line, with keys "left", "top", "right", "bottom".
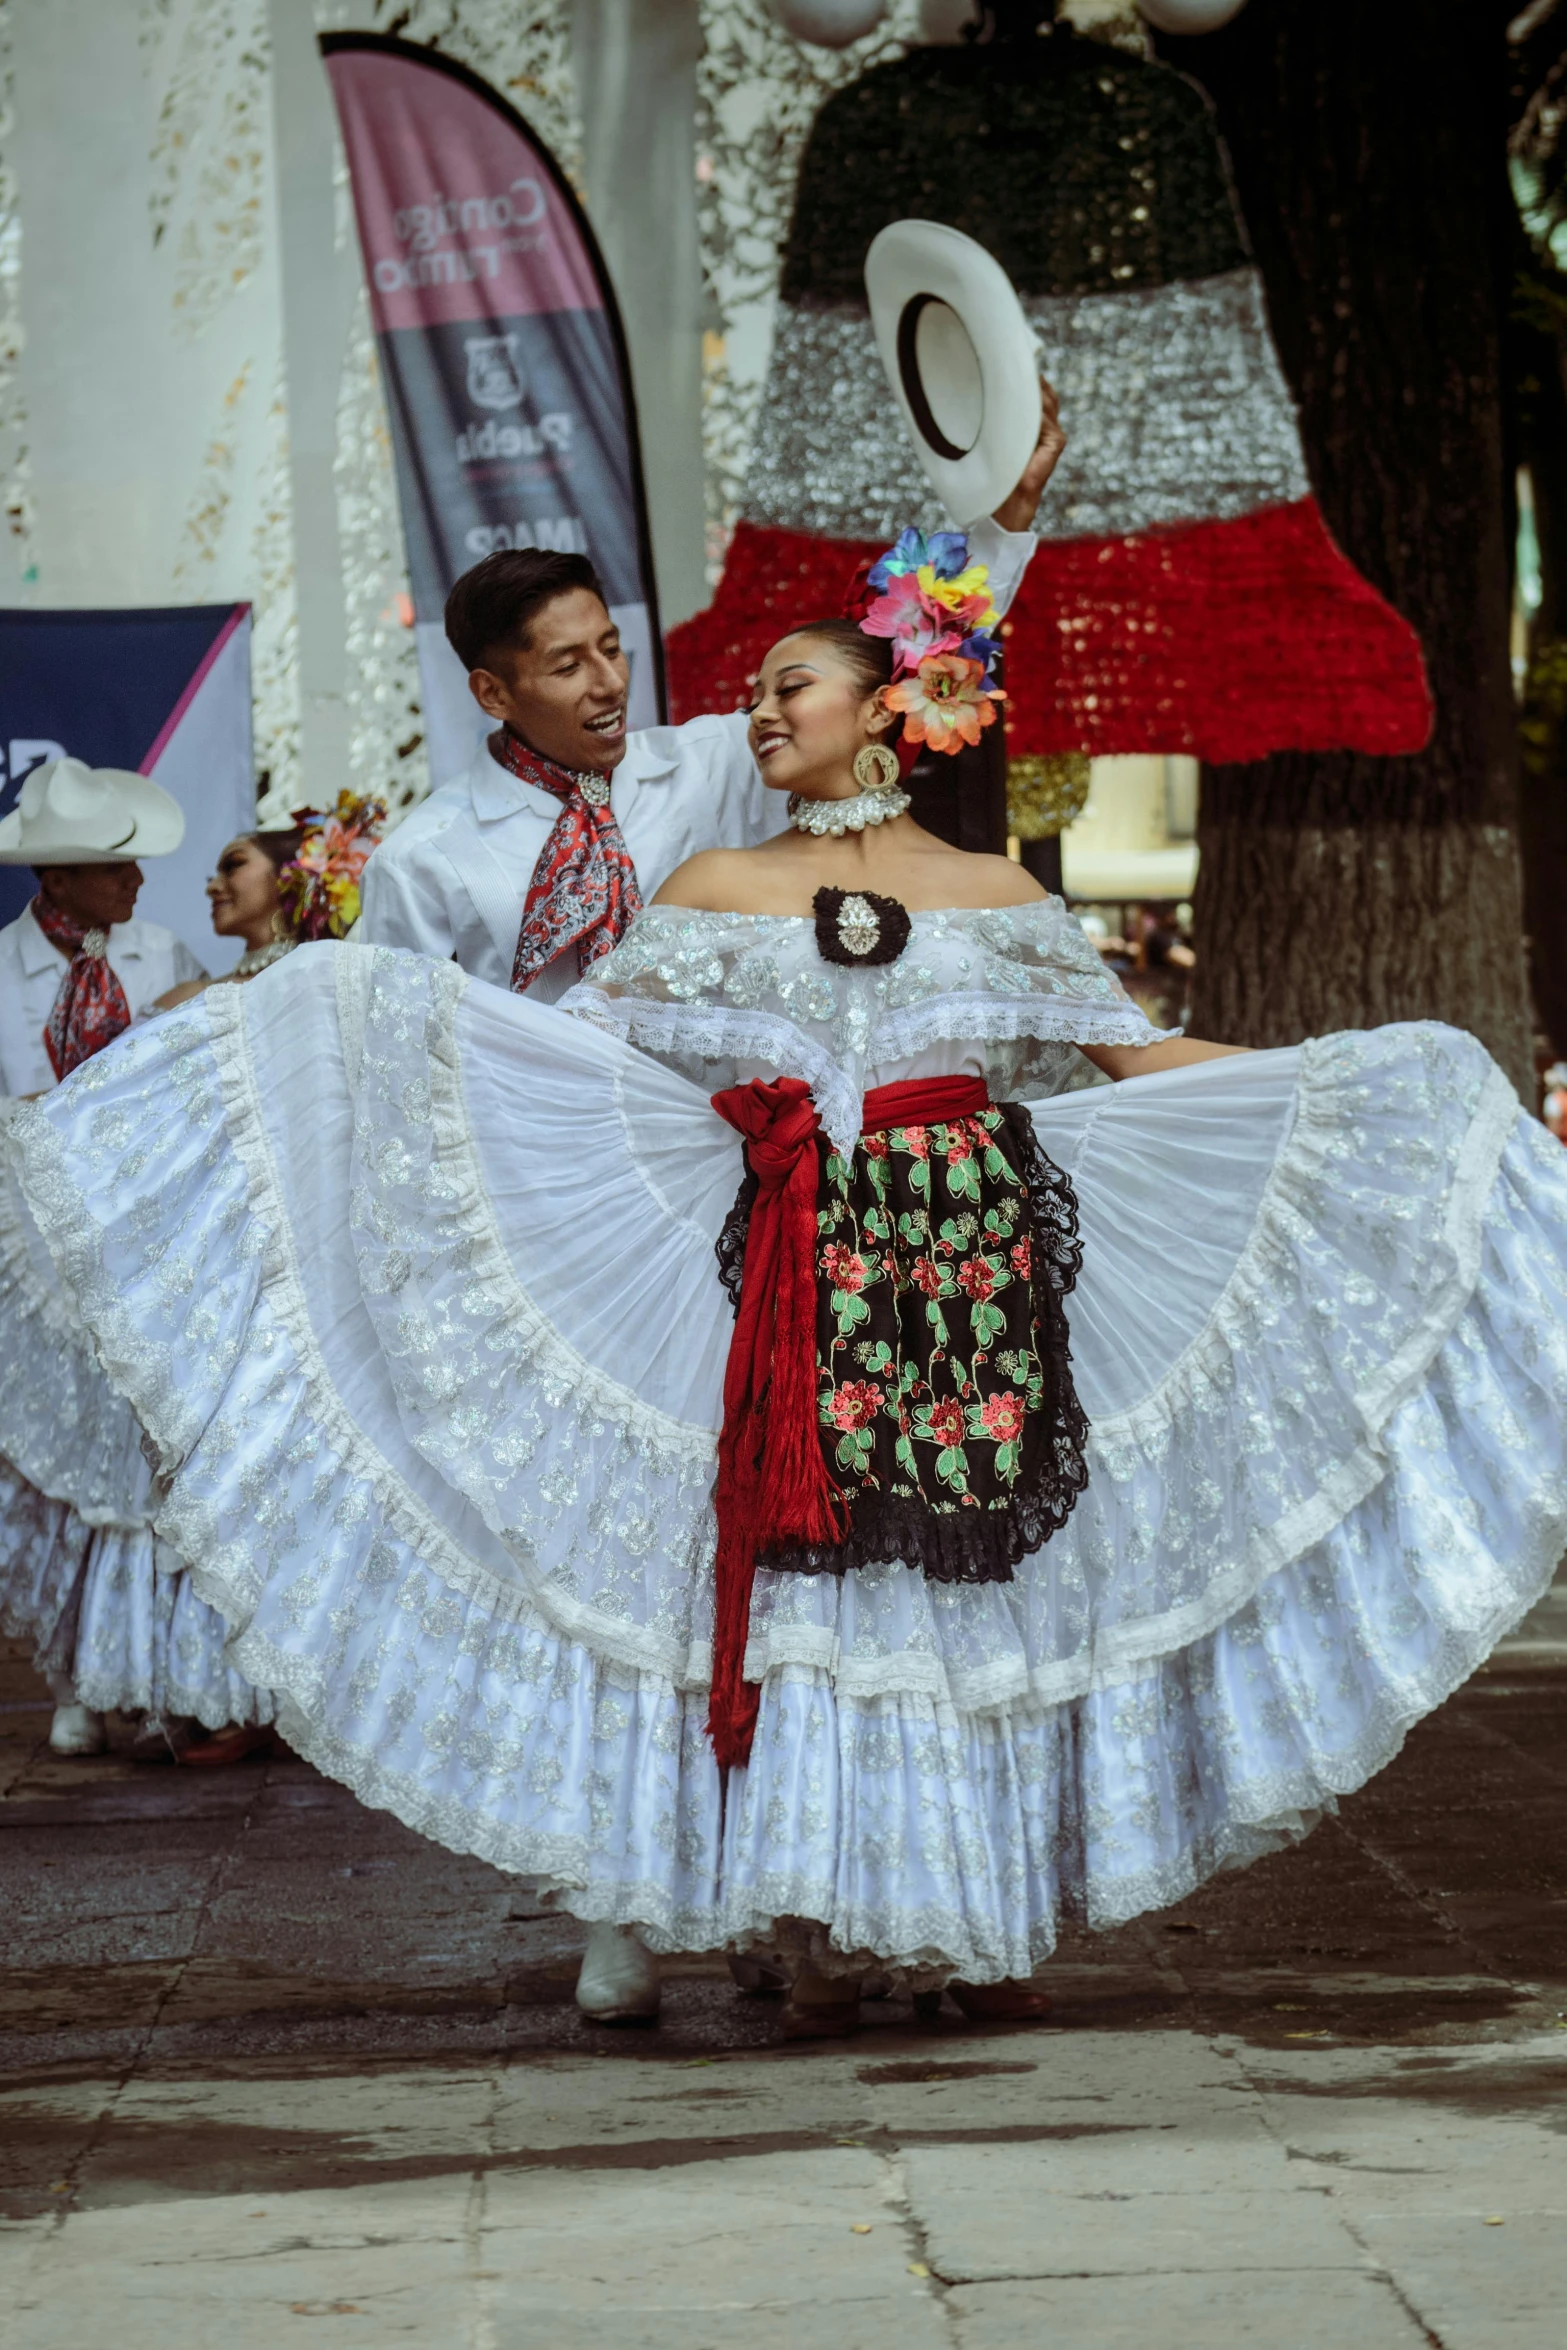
{"left": 746, "top": 1104, "right": 1090, "bottom": 1583}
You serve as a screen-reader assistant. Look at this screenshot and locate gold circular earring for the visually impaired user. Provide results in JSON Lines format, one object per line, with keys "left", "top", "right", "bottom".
{"left": 852, "top": 742, "right": 901, "bottom": 794}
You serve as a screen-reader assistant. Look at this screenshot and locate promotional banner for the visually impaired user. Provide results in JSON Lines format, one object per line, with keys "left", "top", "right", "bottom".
{"left": 0, "top": 605, "right": 254, "bottom": 967}
{"left": 322, "top": 32, "right": 665, "bottom": 788}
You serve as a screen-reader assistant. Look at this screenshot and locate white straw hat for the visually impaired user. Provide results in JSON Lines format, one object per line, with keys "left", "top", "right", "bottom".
{"left": 0, "top": 757, "right": 185, "bottom": 865}
{"left": 864, "top": 219, "right": 1041, "bottom": 523}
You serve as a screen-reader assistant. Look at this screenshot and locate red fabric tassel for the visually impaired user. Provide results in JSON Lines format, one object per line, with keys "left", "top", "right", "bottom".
{"left": 706, "top": 1072, "right": 992, "bottom": 1769}
{"left": 708, "top": 1077, "right": 846, "bottom": 1768}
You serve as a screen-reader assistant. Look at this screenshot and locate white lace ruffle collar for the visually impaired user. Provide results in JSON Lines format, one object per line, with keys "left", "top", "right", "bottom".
{"left": 562, "top": 898, "right": 1173, "bottom": 1151}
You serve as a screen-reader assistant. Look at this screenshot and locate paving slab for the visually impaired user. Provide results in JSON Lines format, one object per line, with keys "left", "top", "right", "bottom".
{"left": 945, "top": 2270, "right": 1428, "bottom": 2347}
{"left": 5, "top": 2179, "right": 475, "bottom": 2350}
{"left": 902, "top": 2141, "right": 1360, "bottom": 2277}
{"left": 477, "top": 2147, "right": 935, "bottom": 2303}
{"left": 1351, "top": 2213, "right": 1567, "bottom": 2348}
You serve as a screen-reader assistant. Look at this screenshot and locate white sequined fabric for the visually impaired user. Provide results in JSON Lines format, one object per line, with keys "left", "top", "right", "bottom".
{"left": 566, "top": 898, "right": 1175, "bottom": 1155}
{"left": 8, "top": 941, "right": 1567, "bottom": 1977}
{"left": 743, "top": 270, "right": 1310, "bottom": 548}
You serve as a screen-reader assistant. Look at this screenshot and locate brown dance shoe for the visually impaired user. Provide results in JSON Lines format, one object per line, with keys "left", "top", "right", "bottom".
{"left": 944, "top": 1979, "right": 1054, "bottom": 2023}
{"left": 174, "top": 1724, "right": 281, "bottom": 1768}
{"left": 777, "top": 1992, "right": 863, "bottom": 2042}
{"left": 777, "top": 1968, "right": 864, "bottom": 2041}
{"left": 728, "top": 1951, "right": 791, "bottom": 1997}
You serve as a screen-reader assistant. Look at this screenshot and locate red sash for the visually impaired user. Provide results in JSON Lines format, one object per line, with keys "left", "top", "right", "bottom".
{"left": 707, "top": 1072, "right": 989, "bottom": 1767}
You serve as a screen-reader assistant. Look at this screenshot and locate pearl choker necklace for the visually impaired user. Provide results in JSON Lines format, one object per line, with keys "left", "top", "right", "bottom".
{"left": 787, "top": 784, "right": 911, "bottom": 838}
{"left": 233, "top": 939, "right": 295, "bottom": 978}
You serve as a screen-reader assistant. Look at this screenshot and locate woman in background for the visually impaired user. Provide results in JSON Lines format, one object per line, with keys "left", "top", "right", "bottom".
{"left": 158, "top": 794, "right": 382, "bottom": 1010}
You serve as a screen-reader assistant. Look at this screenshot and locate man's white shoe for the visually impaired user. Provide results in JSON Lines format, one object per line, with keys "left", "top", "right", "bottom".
{"left": 574, "top": 1921, "right": 662, "bottom": 2025}
{"left": 48, "top": 1702, "right": 108, "bottom": 1757}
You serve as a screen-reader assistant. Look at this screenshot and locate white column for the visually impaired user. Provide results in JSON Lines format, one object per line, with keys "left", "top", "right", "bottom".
{"left": 571, "top": 0, "right": 709, "bottom": 629}
{"left": 266, "top": 0, "right": 358, "bottom": 800}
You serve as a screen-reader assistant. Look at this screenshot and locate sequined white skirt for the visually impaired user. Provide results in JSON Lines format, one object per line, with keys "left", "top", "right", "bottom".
{"left": 7, "top": 945, "right": 1565, "bottom": 1977}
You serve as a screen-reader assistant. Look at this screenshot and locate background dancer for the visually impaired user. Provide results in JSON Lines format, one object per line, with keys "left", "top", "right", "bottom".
{"left": 158, "top": 791, "right": 384, "bottom": 1012}
{"left": 0, "top": 758, "right": 203, "bottom": 1102}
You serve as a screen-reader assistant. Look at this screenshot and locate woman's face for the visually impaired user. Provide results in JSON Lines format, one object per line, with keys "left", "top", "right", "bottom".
{"left": 207, "top": 837, "right": 280, "bottom": 944}
{"left": 747, "top": 632, "right": 889, "bottom": 797}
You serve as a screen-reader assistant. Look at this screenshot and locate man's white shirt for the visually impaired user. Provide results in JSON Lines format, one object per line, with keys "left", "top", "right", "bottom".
{"left": 358, "top": 710, "right": 777, "bottom": 1001}
{"left": 0, "top": 905, "right": 205, "bottom": 1096}
{"left": 356, "top": 518, "right": 1038, "bottom": 996}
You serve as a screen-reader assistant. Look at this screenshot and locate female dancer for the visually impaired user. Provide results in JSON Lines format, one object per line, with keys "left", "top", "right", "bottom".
{"left": 603, "top": 564, "right": 1242, "bottom": 2030}
{"left": 0, "top": 796, "right": 380, "bottom": 1761}
{"left": 8, "top": 541, "right": 1566, "bottom": 2030}
{"left": 160, "top": 793, "right": 383, "bottom": 1007}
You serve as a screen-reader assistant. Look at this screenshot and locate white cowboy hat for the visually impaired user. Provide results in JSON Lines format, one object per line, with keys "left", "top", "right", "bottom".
{"left": 864, "top": 220, "right": 1041, "bottom": 524}
{"left": 0, "top": 756, "right": 185, "bottom": 865}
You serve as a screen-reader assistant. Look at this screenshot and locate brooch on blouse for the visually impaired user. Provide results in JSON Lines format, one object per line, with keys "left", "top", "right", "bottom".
{"left": 813, "top": 886, "right": 912, "bottom": 968}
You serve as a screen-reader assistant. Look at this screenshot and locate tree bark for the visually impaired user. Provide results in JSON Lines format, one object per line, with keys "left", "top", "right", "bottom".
{"left": 1156, "top": 0, "right": 1533, "bottom": 1092}
{"left": 1513, "top": 267, "right": 1567, "bottom": 1060}
{"left": 906, "top": 717, "right": 1009, "bottom": 854}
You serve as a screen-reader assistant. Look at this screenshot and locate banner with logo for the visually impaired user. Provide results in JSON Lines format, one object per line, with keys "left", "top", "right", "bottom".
{"left": 0, "top": 605, "right": 254, "bottom": 966}
{"left": 321, "top": 32, "right": 665, "bottom": 787}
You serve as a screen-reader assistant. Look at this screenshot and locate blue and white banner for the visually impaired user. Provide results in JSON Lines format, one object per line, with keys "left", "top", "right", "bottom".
{"left": 0, "top": 605, "right": 254, "bottom": 969}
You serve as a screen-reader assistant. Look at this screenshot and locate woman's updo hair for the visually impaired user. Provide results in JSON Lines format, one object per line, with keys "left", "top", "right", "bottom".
{"left": 787, "top": 618, "right": 895, "bottom": 701}
{"left": 248, "top": 825, "right": 305, "bottom": 875}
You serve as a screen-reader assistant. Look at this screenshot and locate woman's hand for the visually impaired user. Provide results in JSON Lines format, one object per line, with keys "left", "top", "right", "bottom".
{"left": 991, "top": 377, "right": 1065, "bottom": 534}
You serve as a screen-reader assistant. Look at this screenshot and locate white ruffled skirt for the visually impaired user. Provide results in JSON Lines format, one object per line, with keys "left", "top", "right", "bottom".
{"left": 7, "top": 944, "right": 1566, "bottom": 1978}
{"left": 0, "top": 1119, "right": 272, "bottom": 1731}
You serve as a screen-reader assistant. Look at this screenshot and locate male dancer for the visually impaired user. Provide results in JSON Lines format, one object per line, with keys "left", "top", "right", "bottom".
{"left": 357, "top": 399, "right": 1066, "bottom": 2019}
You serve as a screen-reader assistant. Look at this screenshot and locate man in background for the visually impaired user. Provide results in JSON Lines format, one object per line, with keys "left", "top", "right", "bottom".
{"left": 0, "top": 758, "right": 203, "bottom": 1098}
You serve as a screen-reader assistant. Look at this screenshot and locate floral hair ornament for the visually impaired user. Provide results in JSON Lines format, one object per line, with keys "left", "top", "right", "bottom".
{"left": 276, "top": 789, "right": 386, "bottom": 943}
{"left": 853, "top": 527, "right": 1005, "bottom": 757}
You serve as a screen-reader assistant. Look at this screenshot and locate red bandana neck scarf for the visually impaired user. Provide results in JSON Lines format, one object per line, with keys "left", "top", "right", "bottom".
{"left": 492, "top": 731, "right": 643, "bottom": 992}
{"left": 31, "top": 891, "right": 132, "bottom": 1082}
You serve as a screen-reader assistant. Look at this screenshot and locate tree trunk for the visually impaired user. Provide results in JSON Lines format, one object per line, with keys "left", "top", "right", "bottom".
{"left": 906, "top": 716, "right": 1009, "bottom": 855}
{"left": 1513, "top": 275, "right": 1567, "bottom": 1060}
{"left": 1156, "top": 0, "right": 1533, "bottom": 1093}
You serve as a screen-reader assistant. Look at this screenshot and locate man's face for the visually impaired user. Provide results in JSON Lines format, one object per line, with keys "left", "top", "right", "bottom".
{"left": 37, "top": 862, "right": 144, "bottom": 931}
{"left": 468, "top": 588, "right": 631, "bottom": 775}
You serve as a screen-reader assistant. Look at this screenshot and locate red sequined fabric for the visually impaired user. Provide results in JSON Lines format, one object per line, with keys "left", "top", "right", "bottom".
{"left": 667, "top": 504, "right": 1433, "bottom": 763}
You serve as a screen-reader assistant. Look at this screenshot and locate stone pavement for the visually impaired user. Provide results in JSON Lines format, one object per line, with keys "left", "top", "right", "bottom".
{"left": 2, "top": 1578, "right": 1566, "bottom": 2348}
